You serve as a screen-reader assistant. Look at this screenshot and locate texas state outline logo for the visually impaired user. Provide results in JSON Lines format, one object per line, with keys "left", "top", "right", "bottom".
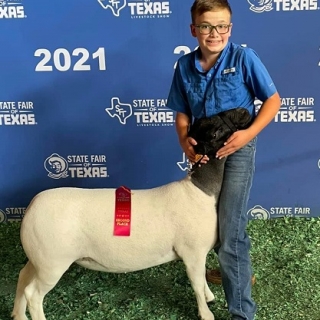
{"left": 247, "top": 0, "right": 273, "bottom": 13}
{"left": 105, "top": 97, "right": 133, "bottom": 125}
{"left": 97, "top": 0, "right": 127, "bottom": 17}
{"left": 177, "top": 153, "right": 190, "bottom": 172}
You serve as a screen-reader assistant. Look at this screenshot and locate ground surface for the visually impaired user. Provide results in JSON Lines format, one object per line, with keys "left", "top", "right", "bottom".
{"left": 0, "top": 217, "right": 319, "bottom": 320}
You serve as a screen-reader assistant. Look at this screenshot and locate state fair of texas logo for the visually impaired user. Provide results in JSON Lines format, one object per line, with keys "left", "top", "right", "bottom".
{"left": 105, "top": 96, "right": 174, "bottom": 126}
{"left": 97, "top": 0, "right": 126, "bottom": 17}
{"left": 106, "top": 97, "right": 132, "bottom": 125}
{"left": 247, "top": 0, "right": 273, "bottom": 13}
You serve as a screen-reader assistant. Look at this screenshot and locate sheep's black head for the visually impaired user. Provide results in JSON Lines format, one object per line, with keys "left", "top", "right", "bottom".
{"left": 188, "top": 107, "right": 253, "bottom": 157}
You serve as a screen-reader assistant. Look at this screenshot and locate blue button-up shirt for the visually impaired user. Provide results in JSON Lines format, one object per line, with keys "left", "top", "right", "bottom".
{"left": 167, "top": 42, "right": 277, "bottom": 119}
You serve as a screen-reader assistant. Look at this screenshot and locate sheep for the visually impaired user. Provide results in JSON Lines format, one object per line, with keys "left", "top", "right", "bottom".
{"left": 11, "top": 107, "right": 252, "bottom": 320}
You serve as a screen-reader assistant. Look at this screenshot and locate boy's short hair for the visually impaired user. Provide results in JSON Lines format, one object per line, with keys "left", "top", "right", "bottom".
{"left": 191, "top": 0, "right": 232, "bottom": 23}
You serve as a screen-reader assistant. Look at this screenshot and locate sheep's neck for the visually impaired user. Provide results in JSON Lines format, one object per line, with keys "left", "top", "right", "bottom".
{"left": 190, "top": 158, "right": 226, "bottom": 197}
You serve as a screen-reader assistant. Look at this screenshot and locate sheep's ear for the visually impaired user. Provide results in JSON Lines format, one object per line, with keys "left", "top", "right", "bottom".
{"left": 188, "top": 119, "right": 205, "bottom": 138}
{"left": 226, "top": 108, "right": 252, "bottom": 129}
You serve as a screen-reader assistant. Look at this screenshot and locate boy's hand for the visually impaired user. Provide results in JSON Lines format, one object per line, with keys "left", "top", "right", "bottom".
{"left": 181, "top": 137, "right": 209, "bottom": 164}
{"left": 216, "top": 130, "right": 254, "bottom": 159}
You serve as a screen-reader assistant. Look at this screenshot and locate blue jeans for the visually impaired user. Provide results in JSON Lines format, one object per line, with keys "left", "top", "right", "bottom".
{"left": 215, "top": 137, "right": 257, "bottom": 320}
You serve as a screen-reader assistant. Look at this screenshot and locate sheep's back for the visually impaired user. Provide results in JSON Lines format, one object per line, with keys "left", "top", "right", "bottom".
{"left": 21, "top": 181, "right": 217, "bottom": 273}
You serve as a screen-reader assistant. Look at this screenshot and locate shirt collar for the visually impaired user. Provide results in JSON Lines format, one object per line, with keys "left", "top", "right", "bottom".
{"left": 195, "top": 42, "right": 231, "bottom": 73}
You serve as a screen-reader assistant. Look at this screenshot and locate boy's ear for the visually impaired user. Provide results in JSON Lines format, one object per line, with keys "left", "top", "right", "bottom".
{"left": 190, "top": 24, "right": 197, "bottom": 37}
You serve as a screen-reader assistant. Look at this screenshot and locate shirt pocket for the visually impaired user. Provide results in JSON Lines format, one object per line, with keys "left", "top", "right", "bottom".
{"left": 184, "top": 82, "right": 206, "bottom": 118}
{"left": 213, "top": 72, "right": 245, "bottom": 109}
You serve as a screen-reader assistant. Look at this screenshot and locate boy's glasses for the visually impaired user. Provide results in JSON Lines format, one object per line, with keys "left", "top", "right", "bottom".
{"left": 194, "top": 24, "right": 231, "bottom": 35}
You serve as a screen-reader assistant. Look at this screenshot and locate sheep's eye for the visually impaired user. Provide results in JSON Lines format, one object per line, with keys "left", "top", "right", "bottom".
{"left": 211, "top": 129, "right": 220, "bottom": 139}
{"left": 207, "top": 131, "right": 217, "bottom": 140}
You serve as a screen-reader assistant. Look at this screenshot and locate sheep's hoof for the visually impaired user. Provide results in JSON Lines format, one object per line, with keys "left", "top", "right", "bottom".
{"left": 11, "top": 315, "right": 28, "bottom": 320}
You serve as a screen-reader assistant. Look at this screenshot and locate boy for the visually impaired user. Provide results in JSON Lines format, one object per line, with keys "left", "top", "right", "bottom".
{"left": 166, "top": 0, "right": 281, "bottom": 319}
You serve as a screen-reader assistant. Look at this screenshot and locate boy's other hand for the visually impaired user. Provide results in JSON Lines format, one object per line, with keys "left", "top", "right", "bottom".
{"left": 181, "top": 137, "right": 209, "bottom": 164}
{"left": 216, "top": 130, "right": 254, "bottom": 159}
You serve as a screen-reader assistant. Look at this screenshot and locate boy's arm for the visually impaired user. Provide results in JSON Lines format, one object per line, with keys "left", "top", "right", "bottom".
{"left": 216, "top": 92, "right": 281, "bottom": 159}
{"left": 176, "top": 112, "right": 195, "bottom": 161}
{"left": 176, "top": 112, "right": 208, "bottom": 163}
{"left": 247, "top": 92, "right": 281, "bottom": 138}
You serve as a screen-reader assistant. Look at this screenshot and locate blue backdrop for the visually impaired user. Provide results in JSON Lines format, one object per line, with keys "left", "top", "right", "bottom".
{"left": 1, "top": 0, "right": 319, "bottom": 223}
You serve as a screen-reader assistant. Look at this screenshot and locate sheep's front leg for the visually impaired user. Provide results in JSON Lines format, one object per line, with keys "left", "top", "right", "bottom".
{"left": 182, "top": 253, "right": 215, "bottom": 320}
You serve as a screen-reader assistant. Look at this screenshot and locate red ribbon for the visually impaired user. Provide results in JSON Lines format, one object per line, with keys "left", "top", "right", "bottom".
{"left": 114, "top": 186, "right": 131, "bottom": 236}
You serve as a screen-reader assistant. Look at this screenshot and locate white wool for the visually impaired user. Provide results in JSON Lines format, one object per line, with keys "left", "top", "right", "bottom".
{"left": 12, "top": 176, "right": 218, "bottom": 320}
{"left": 22, "top": 177, "right": 217, "bottom": 272}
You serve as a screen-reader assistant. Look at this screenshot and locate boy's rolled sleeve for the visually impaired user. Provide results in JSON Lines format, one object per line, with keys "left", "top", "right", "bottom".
{"left": 243, "top": 49, "right": 277, "bottom": 102}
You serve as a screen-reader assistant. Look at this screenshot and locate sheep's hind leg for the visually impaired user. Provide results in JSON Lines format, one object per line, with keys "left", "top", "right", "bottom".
{"left": 12, "top": 261, "right": 35, "bottom": 320}
{"left": 204, "top": 279, "right": 215, "bottom": 303}
{"left": 182, "top": 253, "right": 215, "bottom": 320}
{"left": 23, "top": 262, "right": 71, "bottom": 320}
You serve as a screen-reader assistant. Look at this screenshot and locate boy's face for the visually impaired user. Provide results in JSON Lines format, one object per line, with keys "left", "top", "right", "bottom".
{"left": 190, "top": 9, "right": 232, "bottom": 57}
